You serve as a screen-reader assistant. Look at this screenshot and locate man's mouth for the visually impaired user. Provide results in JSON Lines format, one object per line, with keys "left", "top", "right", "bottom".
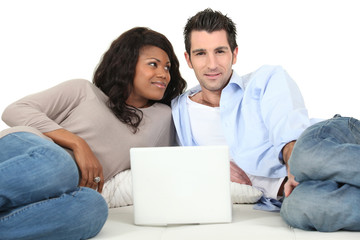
{"left": 205, "top": 73, "right": 221, "bottom": 79}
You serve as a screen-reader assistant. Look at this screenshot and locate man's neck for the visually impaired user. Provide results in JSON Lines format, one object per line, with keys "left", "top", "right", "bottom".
{"left": 190, "top": 90, "right": 221, "bottom": 107}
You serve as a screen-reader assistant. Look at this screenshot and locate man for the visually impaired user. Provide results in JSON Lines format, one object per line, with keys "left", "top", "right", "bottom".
{"left": 172, "top": 8, "right": 311, "bottom": 200}
{"left": 173, "top": 8, "right": 360, "bottom": 231}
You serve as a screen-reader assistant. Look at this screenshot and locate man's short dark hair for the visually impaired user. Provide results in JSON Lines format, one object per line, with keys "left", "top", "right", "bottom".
{"left": 184, "top": 8, "right": 238, "bottom": 55}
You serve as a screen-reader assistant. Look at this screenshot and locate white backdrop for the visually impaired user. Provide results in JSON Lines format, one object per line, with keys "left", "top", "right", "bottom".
{"left": 1, "top": 0, "right": 359, "bottom": 130}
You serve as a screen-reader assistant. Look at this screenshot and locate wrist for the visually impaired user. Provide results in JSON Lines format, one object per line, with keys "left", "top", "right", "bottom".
{"left": 44, "top": 128, "right": 86, "bottom": 152}
{"left": 282, "top": 140, "right": 296, "bottom": 165}
{"left": 70, "top": 135, "right": 89, "bottom": 153}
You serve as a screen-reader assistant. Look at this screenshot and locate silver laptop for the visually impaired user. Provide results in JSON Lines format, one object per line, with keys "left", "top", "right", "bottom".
{"left": 130, "top": 145, "right": 232, "bottom": 226}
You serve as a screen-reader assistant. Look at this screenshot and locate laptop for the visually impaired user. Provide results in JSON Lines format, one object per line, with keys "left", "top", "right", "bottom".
{"left": 130, "top": 145, "right": 232, "bottom": 226}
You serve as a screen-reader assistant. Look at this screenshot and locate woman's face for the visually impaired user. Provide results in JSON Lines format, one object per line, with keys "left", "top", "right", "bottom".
{"left": 126, "top": 45, "right": 171, "bottom": 108}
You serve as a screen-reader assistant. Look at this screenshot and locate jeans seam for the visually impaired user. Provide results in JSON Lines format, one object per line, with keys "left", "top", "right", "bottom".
{"left": 313, "top": 120, "right": 329, "bottom": 141}
{"left": 348, "top": 117, "right": 359, "bottom": 131}
{"left": 0, "top": 188, "right": 82, "bottom": 223}
{"left": 315, "top": 118, "right": 343, "bottom": 141}
{"left": 8, "top": 133, "right": 44, "bottom": 147}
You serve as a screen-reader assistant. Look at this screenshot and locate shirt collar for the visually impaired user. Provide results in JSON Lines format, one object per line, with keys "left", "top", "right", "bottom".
{"left": 228, "top": 70, "right": 252, "bottom": 90}
{"left": 225, "top": 70, "right": 244, "bottom": 90}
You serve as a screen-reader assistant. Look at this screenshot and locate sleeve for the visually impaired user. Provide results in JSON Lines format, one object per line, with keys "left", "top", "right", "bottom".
{"left": 171, "top": 85, "right": 202, "bottom": 146}
{"left": 1, "top": 79, "right": 91, "bottom": 133}
{"left": 259, "top": 66, "right": 311, "bottom": 160}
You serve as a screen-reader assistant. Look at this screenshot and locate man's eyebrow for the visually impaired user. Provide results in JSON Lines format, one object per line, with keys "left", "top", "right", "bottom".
{"left": 191, "top": 48, "right": 206, "bottom": 54}
{"left": 215, "top": 46, "right": 229, "bottom": 51}
{"left": 191, "top": 46, "right": 229, "bottom": 54}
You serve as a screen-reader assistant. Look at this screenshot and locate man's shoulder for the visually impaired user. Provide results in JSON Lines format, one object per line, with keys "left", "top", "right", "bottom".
{"left": 240, "top": 65, "right": 287, "bottom": 88}
{"left": 256, "top": 64, "right": 284, "bottom": 72}
{"left": 245, "top": 65, "right": 285, "bottom": 80}
{"left": 229, "top": 65, "right": 283, "bottom": 88}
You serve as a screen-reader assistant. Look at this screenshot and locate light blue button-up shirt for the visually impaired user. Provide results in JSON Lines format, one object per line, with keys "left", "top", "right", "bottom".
{"left": 172, "top": 65, "right": 315, "bottom": 178}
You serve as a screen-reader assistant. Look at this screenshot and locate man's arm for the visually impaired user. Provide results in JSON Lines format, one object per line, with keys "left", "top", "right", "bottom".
{"left": 282, "top": 141, "right": 299, "bottom": 197}
{"left": 230, "top": 161, "right": 252, "bottom": 186}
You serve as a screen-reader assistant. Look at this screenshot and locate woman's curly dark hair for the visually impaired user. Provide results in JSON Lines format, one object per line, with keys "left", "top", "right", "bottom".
{"left": 93, "top": 27, "right": 186, "bottom": 133}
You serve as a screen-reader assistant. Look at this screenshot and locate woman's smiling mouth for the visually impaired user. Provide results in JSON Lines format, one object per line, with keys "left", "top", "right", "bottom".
{"left": 151, "top": 81, "right": 167, "bottom": 89}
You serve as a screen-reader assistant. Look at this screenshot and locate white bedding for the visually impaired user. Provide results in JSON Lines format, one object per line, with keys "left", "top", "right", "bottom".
{"left": 101, "top": 170, "right": 263, "bottom": 208}
{"left": 94, "top": 204, "right": 360, "bottom": 240}
{"left": 97, "top": 170, "right": 360, "bottom": 239}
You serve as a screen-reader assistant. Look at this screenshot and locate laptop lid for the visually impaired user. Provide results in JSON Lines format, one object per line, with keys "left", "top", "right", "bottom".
{"left": 130, "top": 145, "right": 232, "bottom": 226}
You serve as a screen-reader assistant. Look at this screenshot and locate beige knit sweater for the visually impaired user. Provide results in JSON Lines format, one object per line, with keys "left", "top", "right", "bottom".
{"left": 1, "top": 79, "right": 175, "bottom": 181}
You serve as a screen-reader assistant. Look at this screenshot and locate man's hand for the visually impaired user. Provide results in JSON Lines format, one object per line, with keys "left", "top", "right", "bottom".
{"left": 282, "top": 140, "right": 298, "bottom": 197}
{"left": 284, "top": 172, "right": 298, "bottom": 197}
{"left": 230, "top": 161, "right": 252, "bottom": 185}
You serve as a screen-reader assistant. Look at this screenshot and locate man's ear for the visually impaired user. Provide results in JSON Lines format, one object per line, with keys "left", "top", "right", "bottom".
{"left": 232, "top": 47, "right": 239, "bottom": 65}
{"left": 184, "top": 52, "right": 193, "bottom": 69}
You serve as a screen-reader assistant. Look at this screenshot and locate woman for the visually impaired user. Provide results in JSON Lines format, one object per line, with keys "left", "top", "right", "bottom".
{"left": 0, "top": 27, "right": 186, "bottom": 240}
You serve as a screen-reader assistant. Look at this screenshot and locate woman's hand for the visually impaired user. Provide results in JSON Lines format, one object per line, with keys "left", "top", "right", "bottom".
{"left": 44, "top": 129, "right": 104, "bottom": 193}
{"left": 72, "top": 138, "right": 104, "bottom": 193}
{"left": 230, "top": 161, "right": 252, "bottom": 186}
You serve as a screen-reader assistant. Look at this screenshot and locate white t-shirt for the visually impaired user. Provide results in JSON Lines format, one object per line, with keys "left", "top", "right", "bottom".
{"left": 187, "top": 94, "right": 284, "bottom": 199}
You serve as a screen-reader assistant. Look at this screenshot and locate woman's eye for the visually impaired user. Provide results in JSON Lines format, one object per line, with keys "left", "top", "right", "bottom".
{"left": 149, "top": 62, "right": 157, "bottom": 67}
{"left": 165, "top": 65, "right": 170, "bottom": 71}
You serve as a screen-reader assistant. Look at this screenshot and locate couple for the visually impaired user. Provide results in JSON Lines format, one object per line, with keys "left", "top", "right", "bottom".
{"left": 0, "top": 8, "right": 359, "bottom": 240}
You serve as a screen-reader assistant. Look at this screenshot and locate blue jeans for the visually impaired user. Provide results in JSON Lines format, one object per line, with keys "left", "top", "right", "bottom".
{"left": 281, "top": 116, "right": 360, "bottom": 232}
{"left": 0, "top": 132, "right": 108, "bottom": 239}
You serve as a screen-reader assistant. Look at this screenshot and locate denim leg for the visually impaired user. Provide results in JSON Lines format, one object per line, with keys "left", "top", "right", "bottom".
{"left": 289, "top": 117, "right": 360, "bottom": 186}
{"left": 0, "top": 132, "right": 79, "bottom": 210}
{"left": 0, "top": 132, "right": 108, "bottom": 239}
{"left": 281, "top": 180, "right": 360, "bottom": 231}
{"left": 281, "top": 117, "right": 360, "bottom": 231}
{"left": 0, "top": 187, "right": 108, "bottom": 240}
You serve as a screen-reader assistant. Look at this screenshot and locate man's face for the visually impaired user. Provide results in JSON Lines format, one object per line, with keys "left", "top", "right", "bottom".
{"left": 185, "top": 30, "right": 238, "bottom": 93}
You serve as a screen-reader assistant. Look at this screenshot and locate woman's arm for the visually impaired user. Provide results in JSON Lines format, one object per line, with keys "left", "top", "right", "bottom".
{"left": 44, "top": 128, "right": 104, "bottom": 193}
{"left": 2, "top": 79, "right": 104, "bottom": 192}
{"left": 2, "top": 79, "right": 87, "bottom": 132}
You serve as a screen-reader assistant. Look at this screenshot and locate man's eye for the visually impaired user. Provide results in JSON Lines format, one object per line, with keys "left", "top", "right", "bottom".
{"left": 195, "top": 52, "right": 205, "bottom": 56}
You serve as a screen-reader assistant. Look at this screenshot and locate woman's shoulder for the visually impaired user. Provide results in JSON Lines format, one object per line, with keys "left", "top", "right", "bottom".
{"left": 60, "top": 79, "right": 93, "bottom": 88}
{"left": 50, "top": 79, "right": 93, "bottom": 94}
{"left": 142, "top": 103, "right": 172, "bottom": 120}
{"left": 60, "top": 79, "right": 107, "bottom": 99}
{"left": 149, "top": 102, "right": 171, "bottom": 113}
